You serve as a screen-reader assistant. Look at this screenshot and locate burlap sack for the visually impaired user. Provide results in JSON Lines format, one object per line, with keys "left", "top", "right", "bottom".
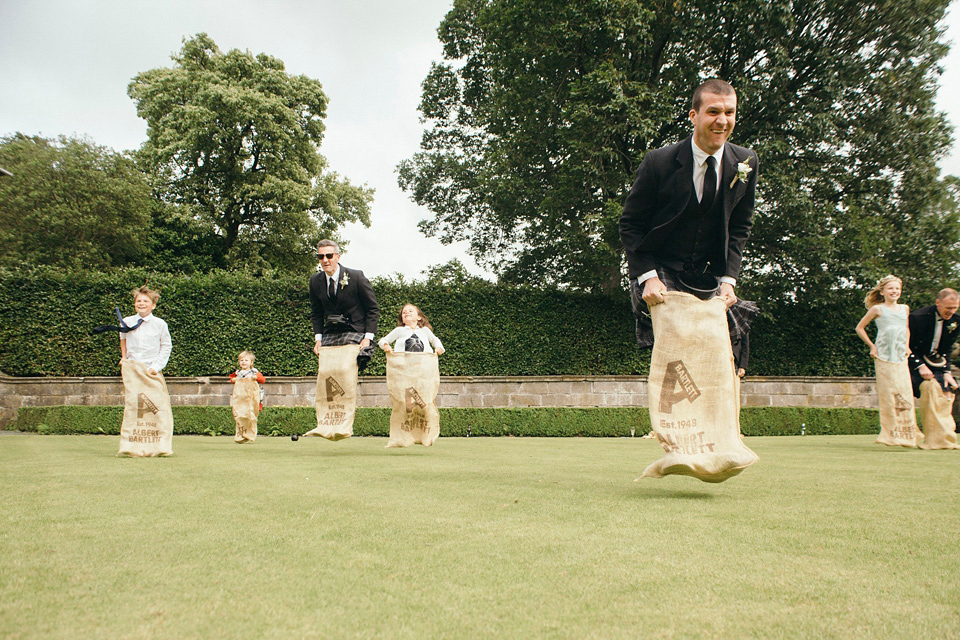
{"left": 642, "top": 292, "right": 758, "bottom": 482}
{"left": 917, "top": 379, "right": 960, "bottom": 450}
{"left": 873, "top": 359, "right": 921, "bottom": 447}
{"left": 119, "top": 359, "right": 173, "bottom": 457}
{"left": 231, "top": 377, "right": 260, "bottom": 444}
{"left": 385, "top": 351, "right": 440, "bottom": 448}
{"left": 305, "top": 344, "right": 360, "bottom": 441}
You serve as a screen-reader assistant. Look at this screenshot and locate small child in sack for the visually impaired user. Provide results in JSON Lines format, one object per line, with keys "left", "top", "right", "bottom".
{"left": 378, "top": 304, "right": 445, "bottom": 354}
{"left": 230, "top": 350, "right": 266, "bottom": 444}
{"left": 230, "top": 351, "right": 266, "bottom": 409}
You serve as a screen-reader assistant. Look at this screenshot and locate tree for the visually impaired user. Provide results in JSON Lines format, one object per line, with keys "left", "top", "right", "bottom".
{"left": 398, "top": 0, "right": 960, "bottom": 298}
{"left": 128, "top": 33, "right": 373, "bottom": 273}
{"left": 147, "top": 200, "right": 226, "bottom": 274}
{"left": 0, "top": 133, "right": 152, "bottom": 269}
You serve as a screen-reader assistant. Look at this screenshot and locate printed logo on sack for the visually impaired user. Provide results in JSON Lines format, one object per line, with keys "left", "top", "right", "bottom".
{"left": 402, "top": 387, "right": 429, "bottom": 433}
{"left": 404, "top": 387, "right": 427, "bottom": 413}
{"left": 659, "top": 360, "right": 701, "bottom": 414}
{"left": 893, "top": 393, "right": 912, "bottom": 414}
{"left": 137, "top": 393, "right": 160, "bottom": 419}
{"left": 325, "top": 376, "right": 345, "bottom": 402}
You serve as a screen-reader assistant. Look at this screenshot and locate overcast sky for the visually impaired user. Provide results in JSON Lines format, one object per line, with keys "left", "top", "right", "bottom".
{"left": 2, "top": 0, "right": 960, "bottom": 281}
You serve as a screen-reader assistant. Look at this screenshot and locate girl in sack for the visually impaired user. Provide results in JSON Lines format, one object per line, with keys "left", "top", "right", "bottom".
{"left": 855, "top": 275, "right": 922, "bottom": 447}
{"left": 378, "top": 304, "right": 445, "bottom": 355}
{"left": 379, "top": 304, "right": 444, "bottom": 448}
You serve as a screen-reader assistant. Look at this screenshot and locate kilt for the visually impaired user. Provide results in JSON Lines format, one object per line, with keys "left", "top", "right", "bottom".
{"left": 630, "top": 267, "right": 758, "bottom": 349}
{"left": 322, "top": 331, "right": 365, "bottom": 347}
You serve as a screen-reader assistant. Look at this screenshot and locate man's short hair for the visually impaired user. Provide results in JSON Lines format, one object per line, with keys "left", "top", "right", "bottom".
{"left": 937, "top": 288, "right": 959, "bottom": 301}
{"left": 692, "top": 79, "right": 736, "bottom": 111}
{"left": 317, "top": 239, "right": 339, "bottom": 253}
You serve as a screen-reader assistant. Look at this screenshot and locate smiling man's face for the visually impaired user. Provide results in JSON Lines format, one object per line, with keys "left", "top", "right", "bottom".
{"left": 690, "top": 91, "right": 737, "bottom": 155}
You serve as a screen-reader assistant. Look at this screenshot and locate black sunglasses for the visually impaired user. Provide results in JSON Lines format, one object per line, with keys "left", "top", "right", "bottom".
{"left": 317, "top": 252, "right": 338, "bottom": 260}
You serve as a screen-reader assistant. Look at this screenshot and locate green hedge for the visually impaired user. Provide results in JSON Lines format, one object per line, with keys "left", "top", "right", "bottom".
{"left": 11, "top": 405, "right": 883, "bottom": 437}
{"left": 0, "top": 266, "right": 881, "bottom": 378}
{"left": 0, "top": 267, "right": 648, "bottom": 377}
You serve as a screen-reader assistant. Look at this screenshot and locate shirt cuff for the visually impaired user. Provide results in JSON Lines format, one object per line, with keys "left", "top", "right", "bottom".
{"left": 638, "top": 270, "right": 658, "bottom": 284}
{"left": 364, "top": 332, "right": 375, "bottom": 341}
{"left": 314, "top": 334, "right": 322, "bottom": 342}
{"left": 719, "top": 276, "right": 736, "bottom": 287}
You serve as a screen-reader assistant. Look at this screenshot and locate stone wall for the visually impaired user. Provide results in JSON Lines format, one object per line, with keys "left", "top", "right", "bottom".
{"left": 0, "top": 371, "right": 880, "bottom": 428}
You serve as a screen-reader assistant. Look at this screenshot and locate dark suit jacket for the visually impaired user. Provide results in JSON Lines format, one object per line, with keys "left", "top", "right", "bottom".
{"left": 907, "top": 305, "right": 960, "bottom": 371}
{"left": 619, "top": 135, "right": 759, "bottom": 280}
{"left": 309, "top": 266, "right": 379, "bottom": 337}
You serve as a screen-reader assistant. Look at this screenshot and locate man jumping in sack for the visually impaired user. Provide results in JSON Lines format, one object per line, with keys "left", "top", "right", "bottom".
{"left": 310, "top": 239, "right": 379, "bottom": 352}
{"left": 618, "top": 78, "right": 760, "bottom": 482}
{"left": 301, "top": 239, "right": 380, "bottom": 442}
{"left": 908, "top": 288, "right": 960, "bottom": 449}
{"left": 619, "top": 78, "right": 758, "bottom": 343}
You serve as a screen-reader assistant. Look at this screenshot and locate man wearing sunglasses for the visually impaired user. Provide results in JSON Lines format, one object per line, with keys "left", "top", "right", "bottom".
{"left": 309, "top": 239, "right": 379, "bottom": 353}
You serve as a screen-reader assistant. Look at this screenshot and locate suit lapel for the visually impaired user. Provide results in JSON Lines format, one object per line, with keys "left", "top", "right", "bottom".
{"left": 672, "top": 137, "right": 694, "bottom": 212}
{"left": 721, "top": 146, "right": 741, "bottom": 222}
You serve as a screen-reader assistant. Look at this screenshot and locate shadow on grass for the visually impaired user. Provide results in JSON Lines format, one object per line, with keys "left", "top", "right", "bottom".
{"left": 631, "top": 486, "right": 719, "bottom": 500}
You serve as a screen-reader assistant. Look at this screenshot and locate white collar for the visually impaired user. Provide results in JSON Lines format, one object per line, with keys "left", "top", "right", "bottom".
{"left": 135, "top": 313, "right": 153, "bottom": 322}
{"left": 326, "top": 266, "right": 341, "bottom": 281}
{"left": 691, "top": 139, "right": 725, "bottom": 168}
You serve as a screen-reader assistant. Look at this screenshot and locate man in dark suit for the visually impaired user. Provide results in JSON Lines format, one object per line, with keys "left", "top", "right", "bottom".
{"left": 619, "top": 79, "right": 758, "bottom": 347}
{"left": 309, "top": 239, "right": 379, "bottom": 353}
{"left": 907, "top": 288, "right": 959, "bottom": 398}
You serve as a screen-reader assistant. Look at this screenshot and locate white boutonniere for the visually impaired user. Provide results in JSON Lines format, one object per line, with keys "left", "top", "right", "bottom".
{"left": 949, "top": 321, "right": 958, "bottom": 332}
{"left": 729, "top": 157, "right": 753, "bottom": 188}
{"left": 339, "top": 273, "right": 350, "bottom": 288}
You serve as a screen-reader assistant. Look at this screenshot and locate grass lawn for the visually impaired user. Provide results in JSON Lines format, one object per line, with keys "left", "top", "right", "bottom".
{"left": 1, "top": 434, "right": 958, "bottom": 639}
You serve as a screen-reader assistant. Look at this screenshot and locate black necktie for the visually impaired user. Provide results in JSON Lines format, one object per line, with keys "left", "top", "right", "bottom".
{"left": 327, "top": 276, "right": 336, "bottom": 301}
{"left": 91, "top": 308, "right": 144, "bottom": 334}
{"left": 701, "top": 156, "right": 717, "bottom": 208}
{"left": 405, "top": 334, "right": 424, "bottom": 352}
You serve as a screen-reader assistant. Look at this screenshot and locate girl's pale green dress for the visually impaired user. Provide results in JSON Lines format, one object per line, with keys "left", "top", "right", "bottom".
{"left": 872, "top": 304, "right": 920, "bottom": 447}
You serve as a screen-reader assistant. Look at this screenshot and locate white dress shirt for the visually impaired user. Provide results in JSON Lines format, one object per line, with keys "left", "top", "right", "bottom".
{"left": 931, "top": 316, "right": 944, "bottom": 354}
{"left": 690, "top": 139, "right": 724, "bottom": 204}
{"left": 120, "top": 313, "right": 172, "bottom": 372}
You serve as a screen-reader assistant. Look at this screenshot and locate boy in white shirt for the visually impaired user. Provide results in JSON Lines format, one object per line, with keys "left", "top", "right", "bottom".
{"left": 119, "top": 286, "right": 172, "bottom": 375}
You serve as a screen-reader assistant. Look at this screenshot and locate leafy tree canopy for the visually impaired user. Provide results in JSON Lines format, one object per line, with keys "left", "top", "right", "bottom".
{"left": 129, "top": 33, "right": 374, "bottom": 273}
{"left": 399, "top": 0, "right": 960, "bottom": 299}
{"left": 0, "top": 133, "right": 152, "bottom": 270}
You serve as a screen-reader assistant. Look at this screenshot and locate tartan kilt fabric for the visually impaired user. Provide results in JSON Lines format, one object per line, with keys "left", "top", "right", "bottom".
{"left": 322, "top": 331, "right": 365, "bottom": 347}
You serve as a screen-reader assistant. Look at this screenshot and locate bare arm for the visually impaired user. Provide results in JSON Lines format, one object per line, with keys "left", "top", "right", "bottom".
{"left": 855, "top": 307, "right": 881, "bottom": 358}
